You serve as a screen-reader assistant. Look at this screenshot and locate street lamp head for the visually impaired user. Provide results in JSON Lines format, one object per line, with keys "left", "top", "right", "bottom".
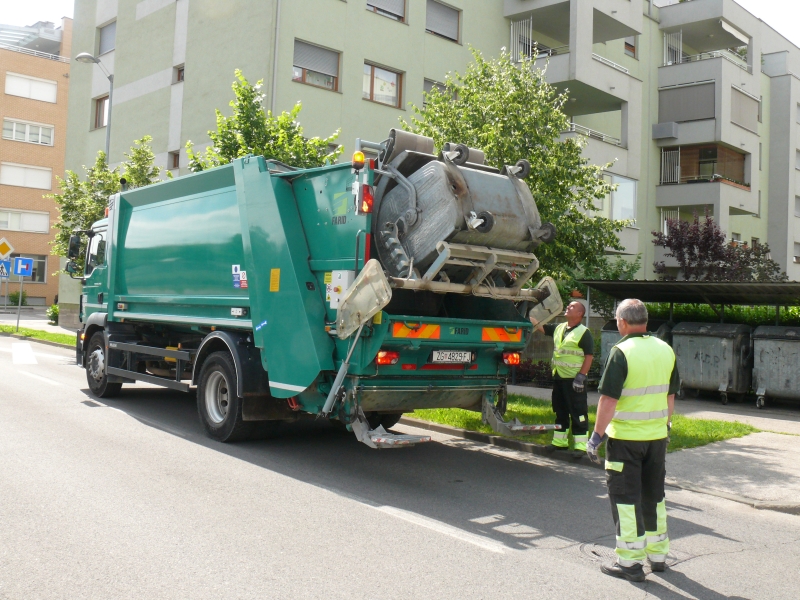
{"left": 75, "top": 52, "right": 101, "bottom": 64}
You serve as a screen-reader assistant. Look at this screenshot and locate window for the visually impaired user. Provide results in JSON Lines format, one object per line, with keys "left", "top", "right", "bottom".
{"left": 658, "top": 83, "right": 715, "bottom": 123}
{"left": 94, "top": 96, "right": 109, "bottom": 129}
{"left": 8, "top": 254, "right": 47, "bottom": 283}
{"left": 731, "top": 232, "right": 742, "bottom": 243}
{"left": 292, "top": 40, "right": 340, "bottom": 91}
{"left": 173, "top": 65, "right": 185, "bottom": 83}
{"left": 363, "top": 63, "right": 402, "bottom": 107}
{"left": 2, "top": 119, "right": 54, "bottom": 146}
{"left": 0, "top": 209, "right": 49, "bottom": 233}
{"left": 86, "top": 232, "right": 106, "bottom": 275}
{"left": 0, "top": 163, "right": 52, "bottom": 190}
{"left": 98, "top": 21, "right": 116, "bottom": 55}
{"left": 423, "top": 78, "right": 445, "bottom": 107}
{"left": 795, "top": 196, "right": 800, "bottom": 217}
{"left": 624, "top": 36, "right": 637, "bottom": 58}
{"left": 796, "top": 150, "right": 800, "bottom": 171}
{"left": 731, "top": 87, "right": 759, "bottom": 132}
{"left": 611, "top": 175, "right": 636, "bottom": 222}
{"left": 758, "top": 96, "right": 762, "bottom": 123}
{"left": 169, "top": 151, "right": 180, "bottom": 170}
{"left": 759, "top": 142, "right": 762, "bottom": 171}
{"left": 5, "top": 73, "right": 57, "bottom": 103}
{"left": 794, "top": 242, "right": 800, "bottom": 263}
{"left": 751, "top": 237, "right": 759, "bottom": 248}
{"left": 797, "top": 103, "right": 800, "bottom": 124}
{"left": 756, "top": 190, "right": 761, "bottom": 218}
{"left": 426, "top": 0, "right": 459, "bottom": 43}
{"left": 367, "top": 0, "right": 405, "bottom": 22}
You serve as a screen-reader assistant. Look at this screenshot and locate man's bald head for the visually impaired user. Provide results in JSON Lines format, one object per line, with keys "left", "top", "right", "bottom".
{"left": 565, "top": 301, "right": 586, "bottom": 326}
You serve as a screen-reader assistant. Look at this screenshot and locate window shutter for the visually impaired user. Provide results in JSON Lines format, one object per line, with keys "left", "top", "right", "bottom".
{"left": 426, "top": 0, "right": 459, "bottom": 41}
{"left": 369, "top": 0, "right": 405, "bottom": 18}
{"left": 5, "top": 74, "right": 57, "bottom": 103}
{"left": 29, "top": 79, "right": 57, "bottom": 103}
{"left": 731, "top": 87, "right": 758, "bottom": 132}
{"left": 658, "top": 83, "right": 715, "bottom": 123}
{"left": 293, "top": 40, "right": 340, "bottom": 77}
{"left": 423, "top": 79, "right": 444, "bottom": 94}
{"left": 5, "top": 74, "right": 30, "bottom": 98}
{"left": 0, "top": 164, "right": 52, "bottom": 190}
{"left": 99, "top": 21, "right": 116, "bottom": 54}
{"left": 20, "top": 212, "right": 49, "bottom": 233}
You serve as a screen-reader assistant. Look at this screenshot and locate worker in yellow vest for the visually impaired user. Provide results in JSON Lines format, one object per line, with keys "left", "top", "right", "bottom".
{"left": 587, "top": 299, "right": 680, "bottom": 583}
{"left": 533, "top": 301, "right": 594, "bottom": 455}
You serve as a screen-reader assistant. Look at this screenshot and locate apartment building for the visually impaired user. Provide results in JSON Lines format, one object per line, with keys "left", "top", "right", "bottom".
{"left": 60, "top": 0, "right": 800, "bottom": 322}
{"left": 0, "top": 18, "right": 72, "bottom": 306}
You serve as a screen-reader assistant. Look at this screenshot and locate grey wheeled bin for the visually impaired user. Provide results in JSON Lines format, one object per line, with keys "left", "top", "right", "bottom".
{"left": 600, "top": 319, "right": 673, "bottom": 368}
{"left": 752, "top": 326, "right": 800, "bottom": 409}
{"left": 671, "top": 323, "right": 752, "bottom": 405}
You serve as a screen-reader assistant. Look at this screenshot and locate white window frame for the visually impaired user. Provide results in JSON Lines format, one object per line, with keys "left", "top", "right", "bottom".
{"left": 0, "top": 162, "right": 53, "bottom": 190}
{"left": 4, "top": 72, "right": 58, "bottom": 103}
{"left": 2, "top": 118, "right": 55, "bottom": 146}
{"left": 0, "top": 207, "right": 50, "bottom": 233}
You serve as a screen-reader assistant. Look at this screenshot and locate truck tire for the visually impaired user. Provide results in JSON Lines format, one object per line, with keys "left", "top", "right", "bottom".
{"left": 197, "top": 351, "right": 253, "bottom": 442}
{"left": 86, "top": 332, "right": 122, "bottom": 398}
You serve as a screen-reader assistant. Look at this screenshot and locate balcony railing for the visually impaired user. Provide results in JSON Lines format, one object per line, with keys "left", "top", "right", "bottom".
{"left": 0, "top": 43, "right": 68, "bottom": 63}
{"left": 592, "top": 53, "right": 629, "bottom": 74}
{"left": 665, "top": 49, "right": 751, "bottom": 72}
{"left": 660, "top": 173, "right": 751, "bottom": 189}
{"left": 564, "top": 122, "right": 622, "bottom": 146}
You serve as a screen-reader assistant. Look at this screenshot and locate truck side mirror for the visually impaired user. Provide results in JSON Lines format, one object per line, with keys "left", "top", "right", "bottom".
{"left": 68, "top": 235, "right": 81, "bottom": 259}
{"left": 65, "top": 261, "right": 79, "bottom": 276}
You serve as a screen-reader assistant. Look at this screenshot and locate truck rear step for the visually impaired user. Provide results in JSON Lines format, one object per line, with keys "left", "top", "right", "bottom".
{"left": 482, "top": 398, "right": 562, "bottom": 437}
{"left": 351, "top": 408, "right": 431, "bottom": 449}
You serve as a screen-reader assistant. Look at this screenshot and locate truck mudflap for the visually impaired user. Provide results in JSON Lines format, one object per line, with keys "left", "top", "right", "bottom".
{"left": 351, "top": 407, "right": 431, "bottom": 449}
{"left": 481, "top": 397, "right": 562, "bottom": 437}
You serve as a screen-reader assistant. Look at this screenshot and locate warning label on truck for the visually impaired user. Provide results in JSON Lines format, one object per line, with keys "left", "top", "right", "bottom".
{"left": 270, "top": 268, "right": 280, "bottom": 292}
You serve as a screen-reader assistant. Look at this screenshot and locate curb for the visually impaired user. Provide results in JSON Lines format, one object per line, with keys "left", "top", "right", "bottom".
{"left": 398, "top": 417, "right": 602, "bottom": 469}
{"left": 400, "top": 417, "right": 800, "bottom": 517}
{"left": 0, "top": 332, "right": 75, "bottom": 350}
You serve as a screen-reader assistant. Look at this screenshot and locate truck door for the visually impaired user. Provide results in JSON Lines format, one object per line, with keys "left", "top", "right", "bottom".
{"left": 83, "top": 228, "right": 108, "bottom": 318}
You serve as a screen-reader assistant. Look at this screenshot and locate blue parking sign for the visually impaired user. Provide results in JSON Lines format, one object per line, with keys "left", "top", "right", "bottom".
{"left": 13, "top": 257, "right": 34, "bottom": 277}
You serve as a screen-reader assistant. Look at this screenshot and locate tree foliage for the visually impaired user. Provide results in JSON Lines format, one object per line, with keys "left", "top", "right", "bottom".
{"left": 402, "top": 48, "right": 627, "bottom": 279}
{"left": 50, "top": 136, "right": 167, "bottom": 275}
{"left": 570, "top": 254, "right": 643, "bottom": 318}
{"left": 187, "top": 70, "right": 343, "bottom": 171}
{"left": 652, "top": 210, "right": 788, "bottom": 282}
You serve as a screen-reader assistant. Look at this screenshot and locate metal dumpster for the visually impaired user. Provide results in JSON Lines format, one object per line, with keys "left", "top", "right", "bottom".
{"left": 752, "top": 326, "right": 800, "bottom": 409}
{"left": 671, "top": 323, "right": 752, "bottom": 404}
{"left": 600, "top": 319, "right": 673, "bottom": 368}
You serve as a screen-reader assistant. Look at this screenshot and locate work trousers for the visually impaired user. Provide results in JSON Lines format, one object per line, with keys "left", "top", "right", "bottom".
{"left": 551, "top": 378, "right": 589, "bottom": 450}
{"left": 605, "top": 437, "right": 669, "bottom": 566}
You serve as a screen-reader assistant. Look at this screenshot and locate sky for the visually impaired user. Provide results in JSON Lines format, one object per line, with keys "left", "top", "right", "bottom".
{"left": 0, "top": 0, "right": 798, "bottom": 49}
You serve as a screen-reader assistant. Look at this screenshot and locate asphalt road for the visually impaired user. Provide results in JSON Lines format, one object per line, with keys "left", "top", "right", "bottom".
{"left": 1, "top": 338, "right": 798, "bottom": 600}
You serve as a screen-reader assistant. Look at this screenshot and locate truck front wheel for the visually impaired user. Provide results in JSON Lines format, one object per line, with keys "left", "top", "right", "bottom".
{"left": 197, "top": 351, "right": 252, "bottom": 442}
{"left": 86, "top": 332, "right": 122, "bottom": 398}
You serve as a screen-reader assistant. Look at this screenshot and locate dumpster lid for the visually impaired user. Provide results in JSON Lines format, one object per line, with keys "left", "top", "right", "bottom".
{"left": 579, "top": 280, "right": 800, "bottom": 306}
{"left": 672, "top": 322, "right": 751, "bottom": 338}
{"left": 753, "top": 326, "right": 800, "bottom": 340}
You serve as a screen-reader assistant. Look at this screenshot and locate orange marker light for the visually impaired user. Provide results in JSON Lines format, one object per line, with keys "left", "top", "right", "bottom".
{"left": 375, "top": 350, "right": 400, "bottom": 366}
{"left": 352, "top": 151, "right": 366, "bottom": 170}
{"left": 502, "top": 352, "right": 521, "bottom": 366}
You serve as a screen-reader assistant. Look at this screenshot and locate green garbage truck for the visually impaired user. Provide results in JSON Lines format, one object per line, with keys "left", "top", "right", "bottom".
{"left": 68, "top": 129, "right": 563, "bottom": 448}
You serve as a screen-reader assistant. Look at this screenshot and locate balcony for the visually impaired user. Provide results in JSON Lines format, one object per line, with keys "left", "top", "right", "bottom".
{"left": 561, "top": 122, "right": 633, "bottom": 178}
{"left": 505, "top": 0, "right": 641, "bottom": 43}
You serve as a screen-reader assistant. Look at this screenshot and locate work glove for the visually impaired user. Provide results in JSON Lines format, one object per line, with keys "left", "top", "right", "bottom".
{"left": 586, "top": 431, "right": 608, "bottom": 464}
{"left": 667, "top": 421, "right": 672, "bottom": 445}
{"left": 573, "top": 373, "right": 587, "bottom": 393}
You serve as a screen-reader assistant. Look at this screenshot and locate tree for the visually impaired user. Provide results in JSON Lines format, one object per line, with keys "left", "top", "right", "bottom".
{"left": 50, "top": 136, "right": 167, "bottom": 275}
{"left": 571, "top": 254, "right": 643, "bottom": 318}
{"left": 652, "top": 210, "right": 787, "bottom": 281}
{"left": 187, "top": 70, "right": 343, "bottom": 172}
{"left": 402, "top": 48, "right": 628, "bottom": 279}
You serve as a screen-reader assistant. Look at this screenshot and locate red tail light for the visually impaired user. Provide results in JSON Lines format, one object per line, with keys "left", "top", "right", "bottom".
{"left": 376, "top": 350, "right": 400, "bottom": 365}
{"left": 502, "top": 352, "right": 521, "bottom": 366}
{"left": 359, "top": 185, "right": 374, "bottom": 215}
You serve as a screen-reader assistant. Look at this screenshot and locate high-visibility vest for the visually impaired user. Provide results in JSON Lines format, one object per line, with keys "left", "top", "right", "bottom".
{"left": 551, "top": 322, "right": 587, "bottom": 379}
{"left": 607, "top": 335, "right": 675, "bottom": 441}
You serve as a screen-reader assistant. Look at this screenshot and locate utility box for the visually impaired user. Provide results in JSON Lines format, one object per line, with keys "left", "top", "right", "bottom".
{"left": 600, "top": 319, "right": 673, "bottom": 368}
{"left": 671, "top": 323, "right": 752, "bottom": 404}
{"left": 752, "top": 326, "right": 800, "bottom": 408}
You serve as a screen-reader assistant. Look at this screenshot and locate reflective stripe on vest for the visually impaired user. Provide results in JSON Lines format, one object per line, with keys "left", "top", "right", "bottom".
{"left": 551, "top": 322, "right": 587, "bottom": 379}
{"left": 607, "top": 335, "right": 675, "bottom": 441}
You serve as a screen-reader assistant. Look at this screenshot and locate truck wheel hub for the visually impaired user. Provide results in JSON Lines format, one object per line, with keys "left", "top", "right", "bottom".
{"left": 88, "top": 348, "right": 105, "bottom": 382}
{"left": 205, "top": 371, "right": 230, "bottom": 424}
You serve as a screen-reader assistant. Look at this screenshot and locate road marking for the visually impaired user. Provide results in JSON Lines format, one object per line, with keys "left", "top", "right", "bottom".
{"left": 19, "top": 371, "right": 63, "bottom": 386}
{"left": 11, "top": 342, "right": 37, "bottom": 365}
{"left": 0, "top": 344, "right": 71, "bottom": 361}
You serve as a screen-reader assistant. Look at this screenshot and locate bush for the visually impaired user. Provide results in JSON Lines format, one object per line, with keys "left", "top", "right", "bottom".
{"left": 46, "top": 304, "right": 59, "bottom": 324}
{"left": 515, "top": 359, "right": 554, "bottom": 387}
{"left": 8, "top": 290, "right": 27, "bottom": 306}
{"left": 646, "top": 303, "right": 800, "bottom": 327}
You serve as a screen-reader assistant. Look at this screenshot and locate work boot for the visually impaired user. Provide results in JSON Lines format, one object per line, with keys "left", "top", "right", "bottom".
{"left": 648, "top": 558, "right": 666, "bottom": 572}
{"left": 601, "top": 562, "right": 646, "bottom": 582}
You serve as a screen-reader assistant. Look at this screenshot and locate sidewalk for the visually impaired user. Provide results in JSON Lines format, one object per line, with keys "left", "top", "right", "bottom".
{"left": 0, "top": 307, "right": 78, "bottom": 335}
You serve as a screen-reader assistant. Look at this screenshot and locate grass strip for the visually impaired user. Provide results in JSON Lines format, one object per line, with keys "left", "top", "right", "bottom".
{"left": 410, "top": 394, "right": 759, "bottom": 453}
{"left": 0, "top": 325, "right": 76, "bottom": 347}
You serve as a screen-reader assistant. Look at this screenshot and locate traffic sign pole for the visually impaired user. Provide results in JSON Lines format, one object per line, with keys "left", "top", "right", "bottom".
{"left": 16, "top": 276, "right": 23, "bottom": 332}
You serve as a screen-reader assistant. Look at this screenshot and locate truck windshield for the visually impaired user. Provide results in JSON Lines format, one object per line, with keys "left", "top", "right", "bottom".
{"left": 86, "top": 230, "right": 107, "bottom": 275}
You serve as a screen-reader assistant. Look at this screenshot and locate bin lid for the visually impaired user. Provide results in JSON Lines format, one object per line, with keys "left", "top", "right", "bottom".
{"left": 672, "top": 322, "right": 751, "bottom": 338}
{"left": 753, "top": 326, "right": 800, "bottom": 340}
{"left": 602, "top": 319, "right": 670, "bottom": 333}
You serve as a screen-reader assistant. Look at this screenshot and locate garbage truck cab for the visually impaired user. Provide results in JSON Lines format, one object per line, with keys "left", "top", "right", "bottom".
{"left": 69, "top": 130, "right": 564, "bottom": 448}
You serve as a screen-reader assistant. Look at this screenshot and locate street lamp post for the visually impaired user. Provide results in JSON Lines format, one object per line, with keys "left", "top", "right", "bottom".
{"left": 75, "top": 52, "right": 114, "bottom": 161}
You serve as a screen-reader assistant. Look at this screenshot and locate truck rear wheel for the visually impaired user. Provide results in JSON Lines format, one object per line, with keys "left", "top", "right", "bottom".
{"left": 197, "top": 351, "right": 252, "bottom": 442}
{"left": 86, "top": 332, "right": 122, "bottom": 398}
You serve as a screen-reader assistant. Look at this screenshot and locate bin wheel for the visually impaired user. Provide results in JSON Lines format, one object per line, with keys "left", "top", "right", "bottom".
{"left": 86, "top": 332, "right": 122, "bottom": 398}
{"left": 514, "top": 159, "right": 531, "bottom": 179}
{"left": 677, "top": 388, "right": 685, "bottom": 399}
{"left": 366, "top": 412, "right": 404, "bottom": 430}
{"left": 720, "top": 393, "right": 728, "bottom": 405}
{"left": 451, "top": 143, "right": 470, "bottom": 166}
{"left": 756, "top": 396, "right": 766, "bottom": 409}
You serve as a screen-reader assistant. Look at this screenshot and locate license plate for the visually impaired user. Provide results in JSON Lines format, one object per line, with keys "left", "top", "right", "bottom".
{"left": 431, "top": 350, "right": 473, "bottom": 364}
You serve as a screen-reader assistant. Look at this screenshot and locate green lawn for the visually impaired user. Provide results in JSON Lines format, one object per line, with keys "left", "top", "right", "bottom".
{"left": 410, "top": 394, "right": 759, "bottom": 453}
{"left": 0, "top": 325, "right": 76, "bottom": 347}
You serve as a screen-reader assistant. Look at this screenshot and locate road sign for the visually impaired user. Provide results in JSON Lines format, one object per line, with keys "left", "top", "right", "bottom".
{"left": 13, "top": 257, "right": 34, "bottom": 277}
{"left": 0, "top": 237, "right": 13, "bottom": 259}
{"left": 0, "top": 260, "right": 9, "bottom": 278}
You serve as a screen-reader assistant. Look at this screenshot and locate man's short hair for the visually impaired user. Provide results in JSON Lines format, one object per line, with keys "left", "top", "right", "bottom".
{"left": 616, "top": 298, "right": 648, "bottom": 325}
